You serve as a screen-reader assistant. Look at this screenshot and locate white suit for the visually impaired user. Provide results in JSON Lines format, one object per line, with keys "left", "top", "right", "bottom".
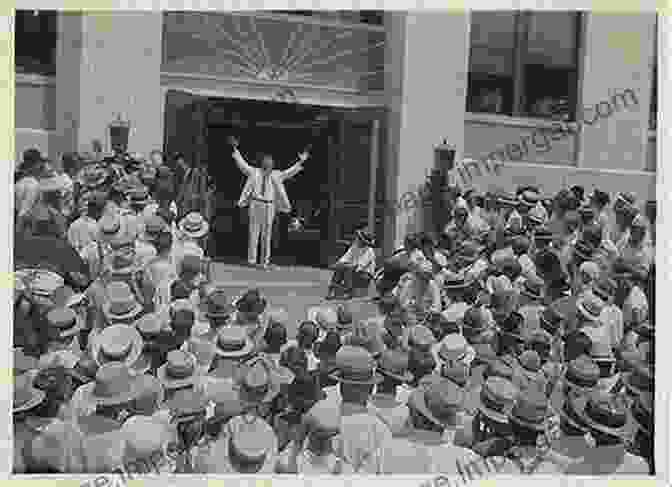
{"left": 233, "top": 150, "right": 304, "bottom": 266}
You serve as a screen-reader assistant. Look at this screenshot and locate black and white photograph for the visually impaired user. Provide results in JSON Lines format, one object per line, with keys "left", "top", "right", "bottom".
{"left": 10, "top": 6, "right": 661, "bottom": 480}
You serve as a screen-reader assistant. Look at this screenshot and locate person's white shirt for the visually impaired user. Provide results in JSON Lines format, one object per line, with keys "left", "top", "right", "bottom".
{"left": 67, "top": 215, "right": 99, "bottom": 253}
{"left": 15, "top": 175, "right": 40, "bottom": 218}
{"left": 337, "top": 244, "right": 377, "bottom": 276}
{"left": 623, "top": 285, "right": 649, "bottom": 328}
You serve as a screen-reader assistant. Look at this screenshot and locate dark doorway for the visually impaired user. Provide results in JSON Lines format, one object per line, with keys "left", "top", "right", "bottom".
{"left": 164, "top": 90, "right": 387, "bottom": 269}
{"left": 205, "top": 98, "right": 333, "bottom": 267}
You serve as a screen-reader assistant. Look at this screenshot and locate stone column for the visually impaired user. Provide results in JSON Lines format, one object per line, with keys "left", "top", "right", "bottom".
{"left": 382, "top": 11, "right": 471, "bottom": 254}
{"left": 577, "top": 13, "right": 656, "bottom": 171}
{"left": 55, "top": 11, "right": 163, "bottom": 158}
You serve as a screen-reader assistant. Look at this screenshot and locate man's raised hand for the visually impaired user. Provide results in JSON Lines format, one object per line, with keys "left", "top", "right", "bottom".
{"left": 227, "top": 136, "right": 239, "bottom": 149}
{"left": 298, "top": 144, "right": 312, "bottom": 163}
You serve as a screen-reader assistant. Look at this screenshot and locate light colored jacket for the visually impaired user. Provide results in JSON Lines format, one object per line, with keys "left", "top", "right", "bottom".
{"left": 233, "top": 150, "right": 303, "bottom": 214}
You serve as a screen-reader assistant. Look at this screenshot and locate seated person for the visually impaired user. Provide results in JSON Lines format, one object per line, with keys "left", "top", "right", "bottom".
{"left": 327, "top": 229, "right": 376, "bottom": 299}
{"left": 377, "top": 233, "right": 421, "bottom": 297}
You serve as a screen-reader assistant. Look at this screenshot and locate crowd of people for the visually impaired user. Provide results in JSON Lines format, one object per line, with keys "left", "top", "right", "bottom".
{"left": 12, "top": 144, "right": 655, "bottom": 476}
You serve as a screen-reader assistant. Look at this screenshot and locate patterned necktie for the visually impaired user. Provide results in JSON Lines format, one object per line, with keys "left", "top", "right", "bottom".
{"left": 261, "top": 173, "right": 269, "bottom": 198}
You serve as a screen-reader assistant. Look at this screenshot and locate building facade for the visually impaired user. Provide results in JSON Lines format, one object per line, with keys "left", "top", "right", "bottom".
{"left": 15, "top": 10, "right": 657, "bottom": 255}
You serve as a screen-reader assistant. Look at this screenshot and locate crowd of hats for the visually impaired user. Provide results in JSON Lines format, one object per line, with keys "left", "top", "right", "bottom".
{"left": 12, "top": 165, "right": 655, "bottom": 476}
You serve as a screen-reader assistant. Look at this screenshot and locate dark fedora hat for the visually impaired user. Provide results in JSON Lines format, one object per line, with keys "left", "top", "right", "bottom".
{"left": 539, "top": 306, "right": 565, "bottom": 336}
{"left": 314, "top": 330, "right": 342, "bottom": 362}
{"left": 622, "top": 361, "right": 654, "bottom": 396}
{"left": 235, "top": 289, "right": 267, "bottom": 315}
{"left": 408, "top": 377, "right": 465, "bottom": 428}
{"left": 508, "top": 388, "right": 551, "bottom": 432}
{"left": 477, "top": 376, "right": 518, "bottom": 424}
{"left": 377, "top": 349, "right": 413, "bottom": 383}
{"left": 562, "top": 355, "right": 600, "bottom": 393}
{"left": 570, "top": 391, "right": 634, "bottom": 439}
{"left": 329, "top": 345, "right": 383, "bottom": 385}
{"left": 205, "top": 290, "right": 235, "bottom": 320}
{"left": 520, "top": 277, "right": 544, "bottom": 301}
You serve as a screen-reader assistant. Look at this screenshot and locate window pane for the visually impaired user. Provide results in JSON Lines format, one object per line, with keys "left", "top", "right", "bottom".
{"left": 15, "top": 10, "right": 57, "bottom": 76}
{"left": 467, "top": 11, "right": 517, "bottom": 115}
{"left": 522, "top": 11, "right": 580, "bottom": 121}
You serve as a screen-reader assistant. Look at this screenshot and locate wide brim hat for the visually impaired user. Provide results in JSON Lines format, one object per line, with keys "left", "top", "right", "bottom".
{"left": 508, "top": 401, "right": 552, "bottom": 432}
{"left": 198, "top": 416, "right": 278, "bottom": 474}
{"left": 214, "top": 327, "right": 256, "bottom": 358}
{"left": 576, "top": 297, "right": 604, "bottom": 324}
{"left": 91, "top": 324, "right": 144, "bottom": 368}
{"left": 234, "top": 357, "right": 294, "bottom": 404}
{"left": 102, "top": 297, "right": 143, "bottom": 323}
{"left": 561, "top": 358, "right": 600, "bottom": 394}
{"left": 377, "top": 365, "right": 413, "bottom": 383}
{"left": 377, "top": 350, "right": 414, "bottom": 383}
{"left": 329, "top": 368, "right": 383, "bottom": 385}
{"left": 520, "top": 280, "right": 544, "bottom": 301}
{"left": 157, "top": 351, "right": 199, "bottom": 390}
{"left": 80, "top": 368, "right": 143, "bottom": 407}
{"left": 477, "top": 378, "right": 518, "bottom": 423}
{"left": 234, "top": 290, "right": 267, "bottom": 316}
{"left": 622, "top": 365, "right": 654, "bottom": 396}
{"left": 205, "top": 292, "right": 236, "bottom": 319}
{"left": 408, "top": 378, "right": 465, "bottom": 428}
{"left": 570, "top": 393, "right": 635, "bottom": 439}
{"left": 13, "top": 379, "right": 46, "bottom": 414}
{"left": 179, "top": 213, "right": 210, "bottom": 239}
{"left": 46, "top": 307, "right": 85, "bottom": 339}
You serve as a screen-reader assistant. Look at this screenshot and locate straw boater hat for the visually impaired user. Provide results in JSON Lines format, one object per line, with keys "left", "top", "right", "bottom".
{"left": 234, "top": 356, "right": 294, "bottom": 405}
{"left": 196, "top": 415, "right": 278, "bottom": 474}
{"left": 122, "top": 415, "right": 175, "bottom": 468}
{"left": 477, "top": 376, "right": 518, "bottom": 424}
{"left": 329, "top": 345, "right": 383, "bottom": 385}
{"left": 179, "top": 212, "right": 209, "bottom": 239}
{"left": 45, "top": 307, "right": 84, "bottom": 340}
{"left": 215, "top": 327, "right": 255, "bottom": 358}
{"left": 13, "top": 374, "right": 46, "bottom": 414}
{"left": 569, "top": 391, "right": 635, "bottom": 439}
{"left": 157, "top": 350, "right": 199, "bottom": 390}
{"left": 27, "top": 270, "right": 65, "bottom": 304}
{"left": 91, "top": 324, "right": 144, "bottom": 368}
{"left": 102, "top": 282, "right": 143, "bottom": 324}
{"left": 80, "top": 363, "right": 143, "bottom": 407}
{"left": 408, "top": 377, "right": 465, "bottom": 428}
{"left": 14, "top": 349, "right": 39, "bottom": 378}
{"left": 436, "top": 334, "right": 469, "bottom": 363}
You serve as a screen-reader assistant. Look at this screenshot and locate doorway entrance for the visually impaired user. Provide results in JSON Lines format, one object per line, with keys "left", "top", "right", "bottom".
{"left": 163, "top": 90, "right": 386, "bottom": 268}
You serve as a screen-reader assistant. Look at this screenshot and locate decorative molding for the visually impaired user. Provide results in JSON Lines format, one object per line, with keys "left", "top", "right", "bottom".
{"left": 15, "top": 73, "right": 56, "bottom": 87}
{"left": 160, "top": 71, "right": 386, "bottom": 108}
{"left": 227, "top": 11, "right": 386, "bottom": 33}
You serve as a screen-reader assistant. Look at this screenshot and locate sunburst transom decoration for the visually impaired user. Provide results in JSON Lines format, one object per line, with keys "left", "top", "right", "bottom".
{"left": 163, "top": 12, "right": 386, "bottom": 92}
